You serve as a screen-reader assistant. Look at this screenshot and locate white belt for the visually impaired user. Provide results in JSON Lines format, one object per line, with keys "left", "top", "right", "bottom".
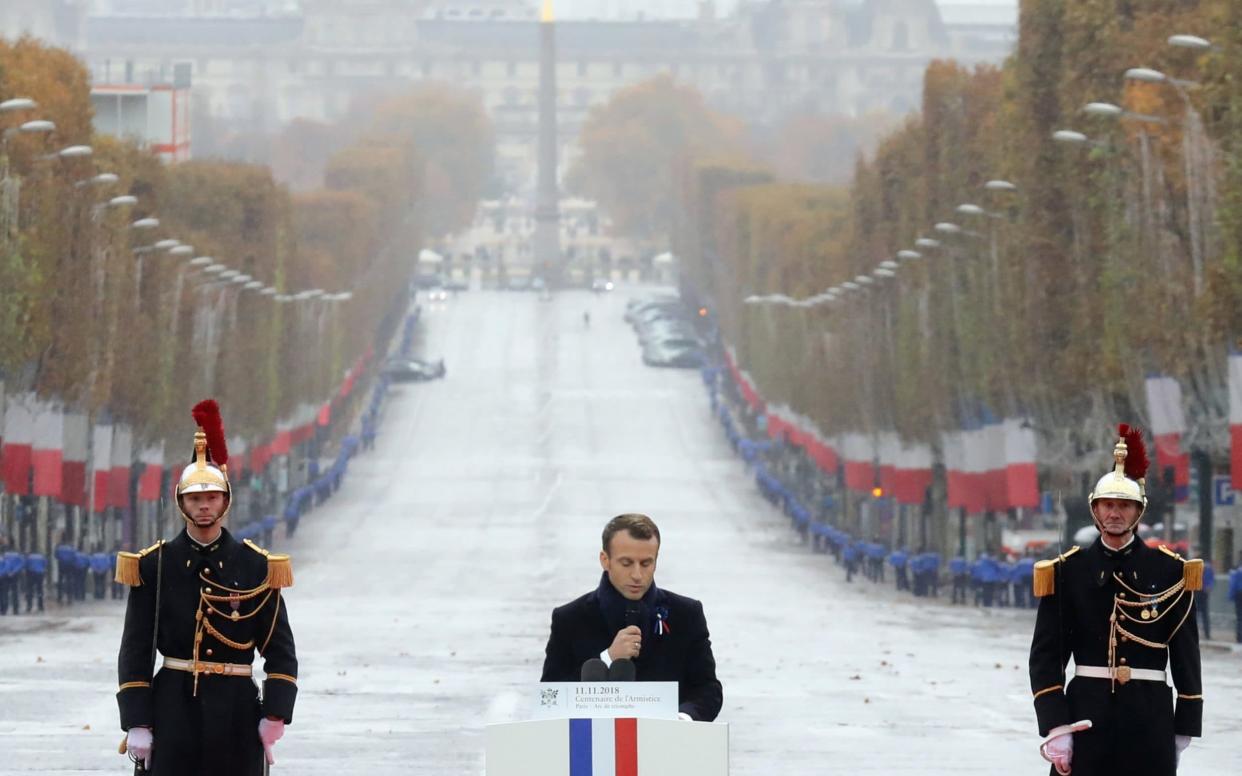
{"left": 162, "top": 657, "right": 253, "bottom": 677}
{"left": 1075, "top": 665, "right": 1166, "bottom": 683}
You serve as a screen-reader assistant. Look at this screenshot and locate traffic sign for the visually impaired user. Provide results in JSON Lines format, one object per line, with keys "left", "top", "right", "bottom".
{"left": 1212, "top": 475, "right": 1235, "bottom": 507}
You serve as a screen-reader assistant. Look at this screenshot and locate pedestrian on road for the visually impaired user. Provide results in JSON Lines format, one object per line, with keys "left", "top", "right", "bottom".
{"left": 24, "top": 551, "right": 45, "bottom": 613}
{"left": 116, "top": 400, "right": 298, "bottom": 774}
{"left": 1029, "top": 425, "right": 1201, "bottom": 776}
{"left": 1229, "top": 552, "right": 1242, "bottom": 644}
{"left": 540, "top": 513, "right": 723, "bottom": 721}
{"left": 1197, "top": 560, "right": 1214, "bottom": 641}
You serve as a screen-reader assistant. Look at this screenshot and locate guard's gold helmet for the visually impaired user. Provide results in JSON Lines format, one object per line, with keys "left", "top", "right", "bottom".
{"left": 175, "top": 400, "right": 231, "bottom": 522}
{"left": 1088, "top": 424, "right": 1148, "bottom": 530}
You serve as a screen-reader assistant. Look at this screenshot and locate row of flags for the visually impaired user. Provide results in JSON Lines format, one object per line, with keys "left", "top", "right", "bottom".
{"left": 723, "top": 347, "right": 1242, "bottom": 512}
{"left": 0, "top": 351, "right": 372, "bottom": 509}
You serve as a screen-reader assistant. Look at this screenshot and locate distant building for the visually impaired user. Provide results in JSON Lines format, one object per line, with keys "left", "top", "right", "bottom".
{"left": 77, "top": 0, "right": 1016, "bottom": 189}
{"left": 91, "top": 80, "right": 193, "bottom": 164}
{"left": 0, "top": 0, "right": 87, "bottom": 49}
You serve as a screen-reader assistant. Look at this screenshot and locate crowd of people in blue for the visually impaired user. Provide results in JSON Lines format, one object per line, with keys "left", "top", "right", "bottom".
{"left": 700, "top": 358, "right": 1242, "bottom": 641}
{"left": 0, "top": 308, "right": 419, "bottom": 620}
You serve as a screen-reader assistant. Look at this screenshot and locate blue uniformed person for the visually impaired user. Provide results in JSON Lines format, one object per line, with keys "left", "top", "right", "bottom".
{"left": 25, "top": 551, "right": 46, "bottom": 612}
{"left": 889, "top": 548, "right": 909, "bottom": 591}
{"left": 110, "top": 548, "right": 124, "bottom": 600}
{"left": 1014, "top": 555, "right": 1035, "bottom": 609}
{"left": 1230, "top": 552, "right": 1242, "bottom": 644}
{"left": 74, "top": 549, "right": 90, "bottom": 601}
{"left": 996, "top": 558, "right": 1013, "bottom": 608}
{"left": 54, "top": 542, "right": 75, "bottom": 604}
{"left": 843, "top": 540, "right": 860, "bottom": 583}
{"left": 924, "top": 552, "right": 941, "bottom": 597}
{"left": 949, "top": 555, "right": 968, "bottom": 604}
{"left": 1198, "top": 560, "right": 1214, "bottom": 641}
{"left": 0, "top": 544, "right": 17, "bottom": 614}
{"left": 90, "top": 548, "right": 110, "bottom": 599}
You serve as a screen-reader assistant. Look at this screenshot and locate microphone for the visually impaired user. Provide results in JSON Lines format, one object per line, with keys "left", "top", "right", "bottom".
{"left": 608, "top": 658, "right": 636, "bottom": 682}
{"left": 580, "top": 658, "right": 609, "bottom": 682}
{"left": 624, "top": 602, "right": 646, "bottom": 629}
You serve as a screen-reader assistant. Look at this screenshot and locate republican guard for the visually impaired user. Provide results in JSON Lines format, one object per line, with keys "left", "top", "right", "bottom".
{"left": 1029, "top": 425, "right": 1201, "bottom": 775}
{"left": 115, "top": 400, "right": 298, "bottom": 774}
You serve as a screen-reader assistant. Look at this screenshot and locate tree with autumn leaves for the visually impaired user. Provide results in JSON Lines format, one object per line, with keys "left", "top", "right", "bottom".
{"left": 0, "top": 37, "right": 493, "bottom": 456}
{"left": 673, "top": 0, "right": 1242, "bottom": 490}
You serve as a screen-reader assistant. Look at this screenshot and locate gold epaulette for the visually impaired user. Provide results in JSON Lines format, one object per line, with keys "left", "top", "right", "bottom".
{"left": 114, "top": 541, "right": 164, "bottom": 586}
{"left": 1158, "top": 546, "right": 1203, "bottom": 591}
{"left": 243, "top": 539, "right": 294, "bottom": 589}
{"left": 1033, "top": 546, "right": 1080, "bottom": 598}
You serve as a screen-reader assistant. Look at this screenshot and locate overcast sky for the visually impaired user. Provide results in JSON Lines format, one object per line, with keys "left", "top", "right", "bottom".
{"left": 555, "top": 1, "right": 1017, "bottom": 19}
{"left": 92, "top": 1, "right": 1019, "bottom": 20}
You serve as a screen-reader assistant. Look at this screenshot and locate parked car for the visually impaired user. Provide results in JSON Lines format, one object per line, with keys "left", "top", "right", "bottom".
{"left": 642, "top": 342, "right": 702, "bottom": 368}
{"left": 382, "top": 357, "right": 446, "bottom": 382}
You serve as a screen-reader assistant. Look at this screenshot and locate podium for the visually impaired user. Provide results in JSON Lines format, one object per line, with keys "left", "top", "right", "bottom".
{"left": 485, "top": 682, "right": 728, "bottom": 776}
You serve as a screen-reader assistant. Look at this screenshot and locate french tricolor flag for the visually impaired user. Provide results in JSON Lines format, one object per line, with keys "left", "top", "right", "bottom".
{"left": 840, "top": 433, "right": 875, "bottom": 493}
{"left": 1145, "top": 375, "right": 1189, "bottom": 501}
{"left": 62, "top": 411, "right": 89, "bottom": 507}
{"left": 2, "top": 393, "right": 35, "bottom": 496}
{"left": 568, "top": 718, "right": 640, "bottom": 776}
{"left": 31, "top": 401, "right": 64, "bottom": 499}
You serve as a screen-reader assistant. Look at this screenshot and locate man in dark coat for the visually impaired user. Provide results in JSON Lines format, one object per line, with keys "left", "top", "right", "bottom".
{"left": 116, "top": 400, "right": 297, "bottom": 774}
{"left": 1029, "top": 426, "right": 1201, "bottom": 776}
{"left": 540, "top": 513, "right": 723, "bottom": 722}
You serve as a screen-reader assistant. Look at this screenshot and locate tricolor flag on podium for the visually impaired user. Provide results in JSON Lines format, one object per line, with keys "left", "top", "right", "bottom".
{"left": 568, "top": 718, "right": 639, "bottom": 776}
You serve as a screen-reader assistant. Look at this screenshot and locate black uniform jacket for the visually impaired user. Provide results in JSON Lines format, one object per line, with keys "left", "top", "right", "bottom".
{"left": 1029, "top": 538, "right": 1201, "bottom": 776}
{"left": 116, "top": 528, "right": 297, "bottom": 776}
{"left": 540, "top": 574, "right": 723, "bottom": 721}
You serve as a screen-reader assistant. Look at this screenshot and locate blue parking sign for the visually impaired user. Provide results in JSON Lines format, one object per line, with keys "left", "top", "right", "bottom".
{"left": 1212, "top": 475, "right": 1235, "bottom": 507}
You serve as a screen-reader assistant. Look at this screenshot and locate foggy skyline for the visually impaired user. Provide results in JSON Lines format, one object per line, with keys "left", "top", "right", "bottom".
{"left": 91, "top": 0, "right": 1019, "bottom": 21}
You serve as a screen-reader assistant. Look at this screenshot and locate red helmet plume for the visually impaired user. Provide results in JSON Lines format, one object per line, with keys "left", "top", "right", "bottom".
{"left": 1118, "top": 423, "right": 1148, "bottom": 481}
{"left": 191, "top": 399, "right": 229, "bottom": 468}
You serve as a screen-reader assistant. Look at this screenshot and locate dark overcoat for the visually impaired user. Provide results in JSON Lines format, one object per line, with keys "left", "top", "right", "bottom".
{"left": 540, "top": 575, "right": 723, "bottom": 721}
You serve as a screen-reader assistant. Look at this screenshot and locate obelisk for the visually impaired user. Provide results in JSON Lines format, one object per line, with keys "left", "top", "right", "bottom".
{"left": 532, "top": 0, "right": 561, "bottom": 283}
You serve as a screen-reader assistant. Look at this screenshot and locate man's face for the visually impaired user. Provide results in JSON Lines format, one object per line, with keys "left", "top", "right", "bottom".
{"left": 1093, "top": 498, "right": 1139, "bottom": 536}
{"left": 600, "top": 530, "right": 659, "bottom": 601}
{"left": 182, "top": 491, "right": 227, "bottom": 527}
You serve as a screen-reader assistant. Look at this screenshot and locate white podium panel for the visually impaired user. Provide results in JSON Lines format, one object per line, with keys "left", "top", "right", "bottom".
{"left": 532, "top": 682, "right": 679, "bottom": 720}
{"left": 486, "top": 718, "right": 728, "bottom": 776}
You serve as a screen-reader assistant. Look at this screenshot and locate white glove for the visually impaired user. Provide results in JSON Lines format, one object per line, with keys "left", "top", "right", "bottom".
{"left": 1041, "top": 731, "right": 1073, "bottom": 775}
{"left": 1040, "top": 720, "right": 1092, "bottom": 776}
{"left": 1175, "top": 735, "right": 1192, "bottom": 766}
{"left": 258, "top": 717, "right": 285, "bottom": 765}
{"left": 126, "top": 726, "right": 153, "bottom": 769}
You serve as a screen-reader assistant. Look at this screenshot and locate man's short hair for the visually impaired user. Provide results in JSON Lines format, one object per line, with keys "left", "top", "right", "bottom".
{"left": 602, "top": 513, "right": 661, "bottom": 554}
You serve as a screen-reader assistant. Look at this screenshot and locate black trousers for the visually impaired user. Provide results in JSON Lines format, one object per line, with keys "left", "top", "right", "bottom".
{"left": 1234, "top": 597, "right": 1241, "bottom": 643}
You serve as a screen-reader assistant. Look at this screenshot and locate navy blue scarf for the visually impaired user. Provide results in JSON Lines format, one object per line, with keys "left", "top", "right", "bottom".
{"left": 595, "top": 571, "right": 661, "bottom": 642}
